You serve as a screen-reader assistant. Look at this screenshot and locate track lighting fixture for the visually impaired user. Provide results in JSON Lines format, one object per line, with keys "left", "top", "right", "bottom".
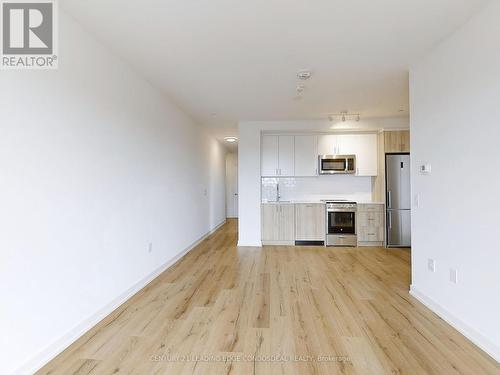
{"left": 328, "top": 111, "right": 361, "bottom": 122}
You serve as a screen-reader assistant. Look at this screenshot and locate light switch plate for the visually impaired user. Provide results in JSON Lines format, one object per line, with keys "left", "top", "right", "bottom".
{"left": 421, "top": 163, "right": 432, "bottom": 174}
{"left": 450, "top": 269, "right": 458, "bottom": 284}
{"left": 428, "top": 259, "right": 436, "bottom": 272}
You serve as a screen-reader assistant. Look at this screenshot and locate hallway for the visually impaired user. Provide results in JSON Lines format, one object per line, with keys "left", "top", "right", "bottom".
{"left": 38, "top": 220, "right": 499, "bottom": 374}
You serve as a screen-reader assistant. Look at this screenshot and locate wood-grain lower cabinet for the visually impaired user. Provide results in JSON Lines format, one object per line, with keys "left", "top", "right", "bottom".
{"left": 357, "top": 203, "right": 385, "bottom": 247}
{"left": 262, "top": 204, "right": 295, "bottom": 245}
{"left": 295, "top": 204, "right": 325, "bottom": 242}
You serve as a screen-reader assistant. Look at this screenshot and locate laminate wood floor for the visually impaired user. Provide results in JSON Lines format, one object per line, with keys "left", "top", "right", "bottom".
{"left": 37, "top": 219, "right": 499, "bottom": 375}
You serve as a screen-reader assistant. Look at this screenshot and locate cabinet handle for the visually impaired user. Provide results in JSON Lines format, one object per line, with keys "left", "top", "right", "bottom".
{"left": 368, "top": 233, "right": 375, "bottom": 236}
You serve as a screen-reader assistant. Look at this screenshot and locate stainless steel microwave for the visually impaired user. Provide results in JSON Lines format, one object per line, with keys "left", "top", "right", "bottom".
{"left": 319, "top": 155, "right": 356, "bottom": 174}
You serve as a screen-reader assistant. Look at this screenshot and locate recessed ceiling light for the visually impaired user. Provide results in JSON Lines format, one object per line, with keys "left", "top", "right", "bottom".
{"left": 297, "top": 70, "right": 312, "bottom": 80}
{"left": 224, "top": 137, "right": 238, "bottom": 143}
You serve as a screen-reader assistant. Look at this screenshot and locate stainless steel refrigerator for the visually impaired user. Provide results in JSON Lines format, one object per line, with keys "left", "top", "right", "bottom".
{"left": 386, "top": 154, "right": 411, "bottom": 247}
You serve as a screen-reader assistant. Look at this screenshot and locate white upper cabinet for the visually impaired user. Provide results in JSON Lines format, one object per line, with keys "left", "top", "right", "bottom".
{"left": 294, "top": 135, "right": 318, "bottom": 176}
{"left": 337, "top": 134, "right": 378, "bottom": 176}
{"left": 263, "top": 133, "right": 377, "bottom": 177}
{"left": 261, "top": 135, "right": 295, "bottom": 176}
{"left": 262, "top": 135, "right": 279, "bottom": 176}
{"left": 317, "top": 135, "right": 340, "bottom": 155}
{"left": 278, "top": 136, "right": 295, "bottom": 176}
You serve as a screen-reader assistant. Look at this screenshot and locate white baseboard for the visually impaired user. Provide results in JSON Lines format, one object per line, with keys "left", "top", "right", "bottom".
{"left": 12, "top": 220, "right": 226, "bottom": 375}
{"left": 410, "top": 286, "right": 500, "bottom": 363}
{"left": 237, "top": 240, "right": 262, "bottom": 247}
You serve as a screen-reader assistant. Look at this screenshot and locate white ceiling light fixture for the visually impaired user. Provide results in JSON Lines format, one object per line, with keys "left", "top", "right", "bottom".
{"left": 224, "top": 137, "right": 238, "bottom": 143}
{"left": 297, "top": 69, "right": 312, "bottom": 80}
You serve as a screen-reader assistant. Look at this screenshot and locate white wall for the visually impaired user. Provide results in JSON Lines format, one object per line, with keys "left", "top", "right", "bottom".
{"left": 410, "top": 0, "right": 500, "bottom": 361}
{"left": 238, "top": 124, "right": 262, "bottom": 246}
{"left": 238, "top": 119, "right": 409, "bottom": 246}
{"left": 0, "top": 11, "right": 226, "bottom": 375}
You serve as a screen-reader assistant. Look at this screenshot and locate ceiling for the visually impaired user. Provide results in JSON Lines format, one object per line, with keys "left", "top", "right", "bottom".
{"left": 61, "top": 0, "right": 488, "bottom": 147}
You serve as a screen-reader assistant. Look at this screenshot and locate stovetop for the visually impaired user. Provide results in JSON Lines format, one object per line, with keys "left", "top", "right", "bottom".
{"left": 324, "top": 200, "right": 357, "bottom": 204}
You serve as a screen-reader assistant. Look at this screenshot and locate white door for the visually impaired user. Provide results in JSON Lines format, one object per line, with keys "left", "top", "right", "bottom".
{"left": 294, "top": 135, "right": 318, "bottom": 176}
{"left": 226, "top": 152, "right": 239, "bottom": 218}
{"left": 261, "top": 135, "right": 279, "bottom": 176}
{"left": 278, "top": 136, "right": 295, "bottom": 176}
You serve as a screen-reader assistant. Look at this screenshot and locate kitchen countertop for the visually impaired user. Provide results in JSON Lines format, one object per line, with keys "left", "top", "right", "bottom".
{"left": 261, "top": 200, "right": 385, "bottom": 205}
{"left": 261, "top": 200, "right": 325, "bottom": 205}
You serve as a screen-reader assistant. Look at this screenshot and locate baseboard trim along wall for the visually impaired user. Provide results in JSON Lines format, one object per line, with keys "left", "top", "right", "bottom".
{"left": 13, "top": 220, "right": 227, "bottom": 375}
{"left": 236, "top": 241, "right": 262, "bottom": 247}
{"left": 410, "top": 286, "right": 500, "bottom": 363}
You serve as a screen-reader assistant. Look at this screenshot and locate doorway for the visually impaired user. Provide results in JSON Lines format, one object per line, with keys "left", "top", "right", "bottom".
{"left": 226, "top": 152, "right": 238, "bottom": 218}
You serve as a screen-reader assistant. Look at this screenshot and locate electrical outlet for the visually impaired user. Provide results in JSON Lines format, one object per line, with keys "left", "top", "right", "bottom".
{"left": 428, "top": 259, "right": 436, "bottom": 272}
{"left": 148, "top": 243, "right": 153, "bottom": 253}
{"left": 450, "top": 269, "right": 458, "bottom": 284}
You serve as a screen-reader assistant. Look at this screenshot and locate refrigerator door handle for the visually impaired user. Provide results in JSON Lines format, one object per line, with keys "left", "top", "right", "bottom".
{"left": 388, "top": 211, "right": 392, "bottom": 229}
{"left": 387, "top": 191, "right": 392, "bottom": 209}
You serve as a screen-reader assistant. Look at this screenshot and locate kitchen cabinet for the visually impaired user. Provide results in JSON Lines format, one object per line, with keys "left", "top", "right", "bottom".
{"left": 384, "top": 130, "right": 410, "bottom": 153}
{"left": 264, "top": 133, "right": 378, "bottom": 177}
{"left": 261, "top": 135, "right": 295, "bottom": 176}
{"left": 317, "top": 135, "right": 340, "bottom": 155}
{"left": 261, "top": 135, "right": 279, "bottom": 176}
{"left": 337, "top": 134, "right": 378, "bottom": 176}
{"left": 318, "top": 134, "right": 378, "bottom": 176}
{"left": 357, "top": 204, "right": 385, "bottom": 246}
{"left": 295, "top": 204, "right": 325, "bottom": 241}
{"left": 278, "top": 136, "right": 295, "bottom": 176}
{"left": 262, "top": 204, "right": 295, "bottom": 245}
{"left": 294, "top": 135, "right": 318, "bottom": 176}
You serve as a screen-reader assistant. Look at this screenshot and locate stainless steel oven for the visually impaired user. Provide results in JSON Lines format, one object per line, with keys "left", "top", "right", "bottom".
{"left": 319, "top": 155, "right": 356, "bottom": 174}
{"left": 326, "top": 201, "right": 357, "bottom": 246}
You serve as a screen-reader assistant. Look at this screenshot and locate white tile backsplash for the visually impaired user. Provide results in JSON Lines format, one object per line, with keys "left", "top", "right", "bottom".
{"left": 262, "top": 175, "right": 373, "bottom": 202}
